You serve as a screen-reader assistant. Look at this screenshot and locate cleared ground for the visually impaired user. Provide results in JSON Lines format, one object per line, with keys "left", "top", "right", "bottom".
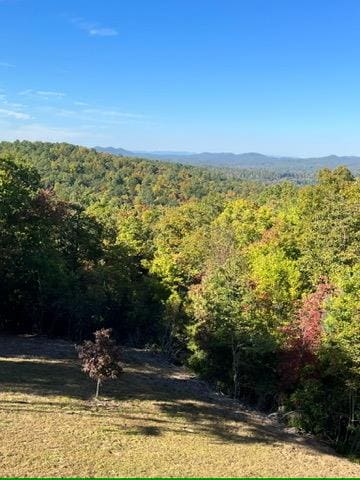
{"left": 0, "top": 335, "right": 359, "bottom": 478}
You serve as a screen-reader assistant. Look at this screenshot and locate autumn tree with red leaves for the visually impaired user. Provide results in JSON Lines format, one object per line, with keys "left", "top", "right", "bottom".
{"left": 77, "top": 328, "right": 123, "bottom": 399}
{"left": 279, "top": 280, "right": 334, "bottom": 391}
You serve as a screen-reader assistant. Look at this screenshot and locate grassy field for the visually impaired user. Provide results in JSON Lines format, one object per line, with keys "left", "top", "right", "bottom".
{"left": 0, "top": 335, "right": 359, "bottom": 478}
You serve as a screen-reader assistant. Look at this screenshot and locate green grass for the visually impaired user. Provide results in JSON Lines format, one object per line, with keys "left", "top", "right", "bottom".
{"left": 0, "top": 335, "right": 359, "bottom": 477}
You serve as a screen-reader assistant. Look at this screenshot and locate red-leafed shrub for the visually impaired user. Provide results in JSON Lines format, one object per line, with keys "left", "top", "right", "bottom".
{"left": 279, "top": 280, "right": 334, "bottom": 390}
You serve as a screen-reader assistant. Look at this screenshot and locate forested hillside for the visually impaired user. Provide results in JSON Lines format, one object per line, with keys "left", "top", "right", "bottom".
{"left": 0, "top": 141, "right": 359, "bottom": 456}
{"left": 0, "top": 141, "right": 263, "bottom": 207}
{"left": 96, "top": 145, "right": 360, "bottom": 184}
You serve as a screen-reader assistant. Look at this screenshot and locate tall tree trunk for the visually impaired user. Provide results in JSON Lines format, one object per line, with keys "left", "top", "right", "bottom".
{"left": 95, "top": 378, "right": 101, "bottom": 399}
{"left": 232, "top": 340, "right": 241, "bottom": 400}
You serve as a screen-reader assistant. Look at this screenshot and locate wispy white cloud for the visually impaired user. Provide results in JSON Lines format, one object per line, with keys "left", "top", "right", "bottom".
{"left": 0, "top": 122, "right": 112, "bottom": 143}
{"left": 0, "top": 98, "right": 26, "bottom": 108}
{"left": 0, "top": 61, "right": 15, "bottom": 68}
{"left": 74, "top": 101, "right": 89, "bottom": 106}
{"left": 18, "top": 89, "right": 32, "bottom": 96}
{"left": 89, "top": 28, "right": 118, "bottom": 37}
{"left": 54, "top": 109, "right": 78, "bottom": 117}
{"left": 41, "top": 105, "right": 148, "bottom": 124}
{"left": 37, "top": 90, "right": 66, "bottom": 98}
{"left": 4, "top": 102, "right": 26, "bottom": 108}
{"left": 18, "top": 89, "right": 66, "bottom": 99}
{"left": 0, "top": 108, "right": 31, "bottom": 120}
{"left": 83, "top": 108, "right": 146, "bottom": 119}
{"left": 0, "top": 92, "right": 26, "bottom": 108}
{"left": 70, "top": 17, "right": 118, "bottom": 37}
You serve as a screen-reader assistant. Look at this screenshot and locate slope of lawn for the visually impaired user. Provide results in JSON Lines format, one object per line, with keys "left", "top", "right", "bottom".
{"left": 0, "top": 335, "right": 359, "bottom": 478}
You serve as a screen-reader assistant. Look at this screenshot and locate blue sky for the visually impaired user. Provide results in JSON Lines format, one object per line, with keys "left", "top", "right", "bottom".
{"left": 1, "top": 0, "right": 360, "bottom": 155}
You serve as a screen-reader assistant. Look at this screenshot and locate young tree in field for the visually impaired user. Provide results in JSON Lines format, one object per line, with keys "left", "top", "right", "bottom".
{"left": 77, "top": 328, "right": 123, "bottom": 399}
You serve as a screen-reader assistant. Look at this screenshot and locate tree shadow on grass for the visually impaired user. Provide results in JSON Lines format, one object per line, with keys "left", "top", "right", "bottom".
{"left": 0, "top": 357, "right": 337, "bottom": 454}
{"left": 0, "top": 335, "right": 340, "bottom": 455}
{"left": 0, "top": 358, "right": 94, "bottom": 400}
{"left": 0, "top": 334, "right": 76, "bottom": 360}
{"left": 137, "top": 425, "right": 162, "bottom": 436}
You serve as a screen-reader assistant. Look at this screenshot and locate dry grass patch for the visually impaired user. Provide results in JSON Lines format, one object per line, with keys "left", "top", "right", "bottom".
{"left": 0, "top": 335, "right": 359, "bottom": 477}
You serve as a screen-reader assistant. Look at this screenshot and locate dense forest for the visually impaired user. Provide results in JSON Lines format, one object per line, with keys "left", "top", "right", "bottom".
{"left": 0, "top": 141, "right": 264, "bottom": 207}
{"left": 0, "top": 141, "right": 359, "bottom": 456}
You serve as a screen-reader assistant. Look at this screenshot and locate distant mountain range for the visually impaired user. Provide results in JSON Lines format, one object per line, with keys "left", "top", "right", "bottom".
{"left": 94, "top": 146, "right": 360, "bottom": 172}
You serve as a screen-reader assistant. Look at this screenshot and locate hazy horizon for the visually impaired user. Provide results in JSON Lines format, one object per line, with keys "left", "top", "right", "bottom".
{"left": 94, "top": 145, "right": 360, "bottom": 159}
